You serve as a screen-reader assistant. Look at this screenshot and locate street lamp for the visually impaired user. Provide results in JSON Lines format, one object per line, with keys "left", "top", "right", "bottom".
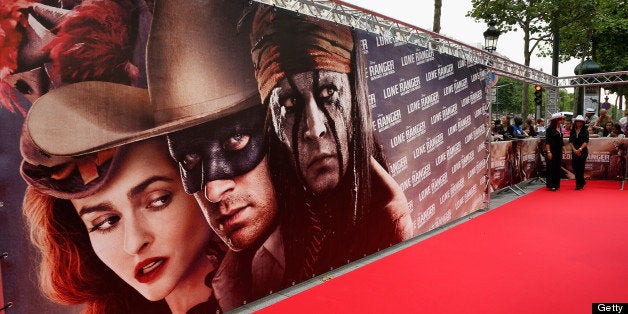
{"left": 483, "top": 21, "right": 501, "bottom": 53}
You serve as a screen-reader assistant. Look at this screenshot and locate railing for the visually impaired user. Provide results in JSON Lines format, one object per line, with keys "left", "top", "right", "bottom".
{"left": 557, "top": 71, "right": 628, "bottom": 88}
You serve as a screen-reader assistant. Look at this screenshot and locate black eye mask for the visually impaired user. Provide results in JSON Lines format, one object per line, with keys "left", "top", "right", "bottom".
{"left": 166, "top": 106, "right": 266, "bottom": 194}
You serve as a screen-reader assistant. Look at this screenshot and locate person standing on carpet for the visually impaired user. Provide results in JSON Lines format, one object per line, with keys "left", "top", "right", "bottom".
{"left": 545, "top": 113, "right": 566, "bottom": 191}
{"left": 569, "top": 115, "right": 589, "bottom": 190}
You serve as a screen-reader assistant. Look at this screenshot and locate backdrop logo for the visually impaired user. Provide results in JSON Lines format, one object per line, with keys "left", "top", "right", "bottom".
{"left": 415, "top": 203, "right": 436, "bottom": 229}
{"left": 414, "top": 133, "right": 445, "bottom": 158}
{"left": 469, "top": 90, "right": 483, "bottom": 104}
{"left": 399, "top": 75, "right": 421, "bottom": 96}
{"left": 412, "top": 164, "right": 432, "bottom": 187}
{"left": 368, "top": 60, "right": 395, "bottom": 80}
{"left": 390, "top": 130, "right": 406, "bottom": 148}
{"left": 375, "top": 35, "right": 395, "bottom": 47}
{"left": 407, "top": 91, "right": 439, "bottom": 114}
{"left": 415, "top": 49, "right": 435, "bottom": 65}
{"left": 368, "top": 93, "right": 377, "bottom": 108}
{"left": 442, "top": 103, "right": 458, "bottom": 121}
{"left": 360, "top": 38, "right": 369, "bottom": 54}
{"left": 389, "top": 155, "right": 408, "bottom": 177}
{"left": 454, "top": 78, "right": 469, "bottom": 93}
{"left": 438, "top": 63, "right": 454, "bottom": 80}
{"left": 431, "top": 210, "right": 452, "bottom": 230}
{"left": 471, "top": 71, "right": 483, "bottom": 82}
{"left": 376, "top": 109, "right": 402, "bottom": 132}
{"left": 405, "top": 121, "right": 427, "bottom": 143}
{"left": 446, "top": 141, "right": 462, "bottom": 160}
{"left": 400, "top": 53, "right": 415, "bottom": 67}
{"left": 430, "top": 172, "right": 448, "bottom": 194}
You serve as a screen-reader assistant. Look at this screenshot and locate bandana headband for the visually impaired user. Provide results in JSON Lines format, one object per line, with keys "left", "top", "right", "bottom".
{"left": 250, "top": 5, "right": 353, "bottom": 103}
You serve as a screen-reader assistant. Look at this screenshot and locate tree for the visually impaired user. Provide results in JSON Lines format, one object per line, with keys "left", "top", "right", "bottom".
{"left": 585, "top": 0, "right": 627, "bottom": 113}
{"left": 467, "top": 0, "right": 550, "bottom": 118}
{"left": 433, "top": 0, "right": 442, "bottom": 33}
{"left": 467, "top": 0, "right": 599, "bottom": 117}
{"left": 551, "top": 0, "right": 627, "bottom": 113}
{"left": 558, "top": 89, "right": 575, "bottom": 112}
{"left": 591, "top": 0, "right": 628, "bottom": 72}
{"left": 534, "top": 0, "right": 626, "bottom": 73}
{"left": 492, "top": 77, "right": 575, "bottom": 119}
{"left": 492, "top": 77, "right": 523, "bottom": 118}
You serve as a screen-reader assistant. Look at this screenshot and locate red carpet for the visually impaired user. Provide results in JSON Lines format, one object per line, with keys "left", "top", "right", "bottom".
{"left": 258, "top": 180, "right": 628, "bottom": 313}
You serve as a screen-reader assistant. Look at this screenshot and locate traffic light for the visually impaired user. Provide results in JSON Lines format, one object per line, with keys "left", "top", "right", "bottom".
{"left": 534, "top": 85, "right": 543, "bottom": 106}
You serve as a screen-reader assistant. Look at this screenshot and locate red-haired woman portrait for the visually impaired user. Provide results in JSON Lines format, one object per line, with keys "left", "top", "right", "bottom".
{"left": 19, "top": 81, "right": 225, "bottom": 313}
{"left": 22, "top": 136, "right": 224, "bottom": 313}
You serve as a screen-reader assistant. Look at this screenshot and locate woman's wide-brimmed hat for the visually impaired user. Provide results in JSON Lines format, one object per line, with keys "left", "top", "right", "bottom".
{"left": 549, "top": 112, "right": 566, "bottom": 121}
{"left": 573, "top": 115, "right": 586, "bottom": 122}
{"left": 23, "top": 0, "right": 259, "bottom": 157}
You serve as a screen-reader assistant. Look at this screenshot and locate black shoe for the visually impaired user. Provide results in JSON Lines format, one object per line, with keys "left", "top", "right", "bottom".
{"left": 550, "top": 187, "right": 557, "bottom": 191}
{"left": 575, "top": 186, "right": 583, "bottom": 190}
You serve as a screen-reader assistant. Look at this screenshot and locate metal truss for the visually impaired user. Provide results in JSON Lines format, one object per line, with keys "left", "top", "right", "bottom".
{"left": 557, "top": 71, "right": 628, "bottom": 88}
{"left": 253, "top": 0, "right": 557, "bottom": 87}
{"left": 545, "top": 87, "right": 560, "bottom": 118}
{"left": 253, "top": 0, "right": 626, "bottom": 115}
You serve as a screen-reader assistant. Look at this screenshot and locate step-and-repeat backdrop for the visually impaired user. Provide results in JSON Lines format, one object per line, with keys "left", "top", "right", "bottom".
{"left": 490, "top": 138, "right": 628, "bottom": 191}
{"left": 358, "top": 30, "right": 487, "bottom": 235}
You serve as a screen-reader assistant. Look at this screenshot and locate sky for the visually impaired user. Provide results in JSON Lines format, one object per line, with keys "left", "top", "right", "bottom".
{"left": 342, "top": 0, "right": 583, "bottom": 78}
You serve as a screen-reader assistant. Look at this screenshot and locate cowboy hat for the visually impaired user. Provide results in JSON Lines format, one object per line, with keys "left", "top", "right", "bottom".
{"left": 549, "top": 112, "right": 566, "bottom": 120}
{"left": 24, "top": 0, "right": 259, "bottom": 156}
{"left": 573, "top": 115, "right": 586, "bottom": 122}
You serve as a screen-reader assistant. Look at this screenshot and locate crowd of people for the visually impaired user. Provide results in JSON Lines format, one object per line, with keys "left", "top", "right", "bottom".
{"left": 491, "top": 108, "right": 626, "bottom": 192}
{"left": 491, "top": 114, "right": 546, "bottom": 141}
{"left": 491, "top": 108, "right": 627, "bottom": 142}
{"left": 585, "top": 108, "right": 627, "bottom": 138}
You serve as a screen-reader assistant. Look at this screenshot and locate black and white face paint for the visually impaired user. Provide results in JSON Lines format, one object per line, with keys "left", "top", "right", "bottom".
{"left": 166, "top": 106, "right": 266, "bottom": 194}
{"left": 268, "top": 70, "right": 352, "bottom": 195}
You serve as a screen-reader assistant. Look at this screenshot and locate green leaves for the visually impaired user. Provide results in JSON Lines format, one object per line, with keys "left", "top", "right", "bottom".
{"left": 469, "top": 0, "right": 627, "bottom": 72}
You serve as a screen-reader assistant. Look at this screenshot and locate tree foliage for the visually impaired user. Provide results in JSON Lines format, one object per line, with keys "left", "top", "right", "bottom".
{"left": 467, "top": 0, "right": 549, "bottom": 66}
{"left": 590, "top": 0, "right": 628, "bottom": 73}
{"left": 492, "top": 77, "right": 523, "bottom": 117}
{"left": 467, "top": 0, "right": 625, "bottom": 116}
{"left": 492, "top": 77, "right": 575, "bottom": 118}
{"left": 467, "top": 0, "right": 552, "bottom": 117}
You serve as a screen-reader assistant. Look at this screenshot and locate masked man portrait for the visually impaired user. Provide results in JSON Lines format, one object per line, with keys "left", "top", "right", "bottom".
{"left": 19, "top": 0, "right": 281, "bottom": 312}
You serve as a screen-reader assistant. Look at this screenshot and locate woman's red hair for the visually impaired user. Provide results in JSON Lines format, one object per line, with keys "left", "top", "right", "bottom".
{"left": 22, "top": 186, "right": 169, "bottom": 313}
{"left": 45, "top": 0, "right": 140, "bottom": 86}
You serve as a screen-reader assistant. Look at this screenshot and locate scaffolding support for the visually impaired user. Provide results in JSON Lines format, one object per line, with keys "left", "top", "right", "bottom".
{"left": 254, "top": 1, "right": 627, "bottom": 91}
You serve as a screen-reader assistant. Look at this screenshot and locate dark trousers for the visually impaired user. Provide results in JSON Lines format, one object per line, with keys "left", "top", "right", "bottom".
{"left": 572, "top": 152, "right": 587, "bottom": 188}
{"left": 546, "top": 155, "right": 562, "bottom": 189}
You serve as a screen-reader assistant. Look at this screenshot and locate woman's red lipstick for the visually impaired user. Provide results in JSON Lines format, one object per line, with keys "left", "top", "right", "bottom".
{"left": 134, "top": 257, "right": 168, "bottom": 283}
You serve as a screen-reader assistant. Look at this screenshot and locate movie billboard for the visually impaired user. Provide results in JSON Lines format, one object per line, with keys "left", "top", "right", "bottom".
{"left": 561, "top": 138, "right": 628, "bottom": 180}
{"left": 0, "top": 1, "right": 488, "bottom": 312}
